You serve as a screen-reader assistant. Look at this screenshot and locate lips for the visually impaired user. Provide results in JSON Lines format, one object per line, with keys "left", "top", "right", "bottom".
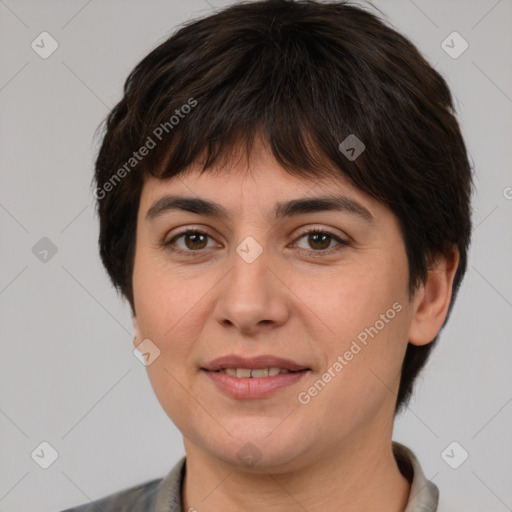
{"left": 201, "top": 354, "right": 311, "bottom": 399}
{"left": 202, "top": 354, "right": 310, "bottom": 372}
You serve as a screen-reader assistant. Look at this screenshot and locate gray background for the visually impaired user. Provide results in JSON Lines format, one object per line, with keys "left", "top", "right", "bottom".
{"left": 0, "top": 0, "right": 511, "bottom": 511}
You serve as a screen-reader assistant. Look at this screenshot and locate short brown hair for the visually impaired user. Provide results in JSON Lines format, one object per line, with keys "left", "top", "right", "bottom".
{"left": 93, "top": 0, "right": 473, "bottom": 413}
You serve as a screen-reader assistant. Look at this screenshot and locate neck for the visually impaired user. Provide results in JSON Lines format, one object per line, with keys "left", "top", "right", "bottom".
{"left": 182, "top": 434, "right": 410, "bottom": 512}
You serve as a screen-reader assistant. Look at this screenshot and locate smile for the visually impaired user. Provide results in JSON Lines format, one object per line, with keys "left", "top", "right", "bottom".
{"left": 203, "top": 368, "right": 310, "bottom": 399}
{"left": 213, "top": 368, "right": 297, "bottom": 378}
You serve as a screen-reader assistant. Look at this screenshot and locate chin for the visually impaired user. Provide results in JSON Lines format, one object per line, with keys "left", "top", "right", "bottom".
{"left": 193, "top": 424, "right": 312, "bottom": 472}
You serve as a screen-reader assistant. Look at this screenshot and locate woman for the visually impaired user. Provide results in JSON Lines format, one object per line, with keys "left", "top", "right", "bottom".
{"left": 63, "top": 1, "right": 472, "bottom": 510}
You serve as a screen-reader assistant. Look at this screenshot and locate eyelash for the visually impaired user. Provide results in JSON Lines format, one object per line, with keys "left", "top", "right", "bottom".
{"left": 163, "top": 226, "right": 350, "bottom": 258}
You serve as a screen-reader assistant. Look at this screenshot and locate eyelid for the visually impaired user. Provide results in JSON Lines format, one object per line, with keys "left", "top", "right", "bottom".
{"left": 293, "top": 224, "right": 348, "bottom": 240}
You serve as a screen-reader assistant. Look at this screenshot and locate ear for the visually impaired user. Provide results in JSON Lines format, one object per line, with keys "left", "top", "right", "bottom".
{"left": 132, "top": 314, "right": 141, "bottom": 347}
{"left": 408, "top": 245, "right": 460, "bottom": 346}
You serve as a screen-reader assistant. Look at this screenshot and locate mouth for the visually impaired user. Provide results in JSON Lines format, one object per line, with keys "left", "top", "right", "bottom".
{"left": 200, "top": 354, "right": 311, "bottom": 398}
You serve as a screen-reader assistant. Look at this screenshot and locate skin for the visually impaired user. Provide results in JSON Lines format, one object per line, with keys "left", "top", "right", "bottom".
{"left": 131, "top": 138, "right": 459, "bottom": 512}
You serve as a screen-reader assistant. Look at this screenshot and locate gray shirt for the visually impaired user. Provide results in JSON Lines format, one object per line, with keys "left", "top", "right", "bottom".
{"left": 60, "top": 442, "right": 439, "bottom": 512}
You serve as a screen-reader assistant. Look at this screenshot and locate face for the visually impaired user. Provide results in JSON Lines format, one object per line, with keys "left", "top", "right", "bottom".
{"left": 131, "top": 140, "right": 423, "bottom": 472}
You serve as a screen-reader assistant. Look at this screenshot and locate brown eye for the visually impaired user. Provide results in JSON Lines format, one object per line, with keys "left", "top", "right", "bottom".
{"left": 166, "top": 229, "right": 217, "bottom": 254}
{"left": 293, "top": 228, "right": 350, "bottom": 254}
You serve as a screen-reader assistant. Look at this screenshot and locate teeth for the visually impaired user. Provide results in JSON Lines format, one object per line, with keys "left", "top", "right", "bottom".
{"left": 251, "top": 368, "right": 269, "bottom": 378}
{"left": 218, "top": 367, "right": 293, "bottom": 378}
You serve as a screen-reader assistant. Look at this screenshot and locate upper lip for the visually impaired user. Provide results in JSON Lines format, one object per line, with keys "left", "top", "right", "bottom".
{"left": 202, "top": 354, "right": 310, "bottom": 372}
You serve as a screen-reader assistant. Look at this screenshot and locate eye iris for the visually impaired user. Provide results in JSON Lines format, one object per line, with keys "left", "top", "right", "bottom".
{"left": 309, "top": 232, "right": 330, "bottom": 250}
{"left": 185, "top": 232, "right": 207, "bottom": 250}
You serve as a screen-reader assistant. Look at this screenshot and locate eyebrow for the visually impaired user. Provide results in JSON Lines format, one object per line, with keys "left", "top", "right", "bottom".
{"left": 145, "top": 194, "right": 374, "bottom": 223}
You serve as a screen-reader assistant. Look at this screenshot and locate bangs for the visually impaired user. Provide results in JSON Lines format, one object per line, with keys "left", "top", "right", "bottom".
{"left": 123, "top": 17, "right": 381, "bottom": 192}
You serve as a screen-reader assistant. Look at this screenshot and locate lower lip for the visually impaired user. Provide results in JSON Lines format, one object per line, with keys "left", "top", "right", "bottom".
{"left": 202, "top": 369, "right": 309, "bottom": 399}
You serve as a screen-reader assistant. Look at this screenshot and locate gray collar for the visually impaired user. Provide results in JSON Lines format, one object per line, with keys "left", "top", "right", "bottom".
{"left": 394, "top": 442, "right": 439, "bottom": 511}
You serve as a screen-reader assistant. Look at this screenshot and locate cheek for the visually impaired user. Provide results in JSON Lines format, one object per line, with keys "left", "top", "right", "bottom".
{"left": 296, "top": 258, "right": 410, "bottom": 397}
{"left": 133, "top": 258, "right": 207, "bottom": 431}
{"left": 335, "top": 267, "right": 409, "bottom": 379}
{"left": 133, "top": 245, "right": 200, "bottom": 333}
{"left": 294, "top": 258, "right": 406, "bottom": 337}
{"left": 132, "top": 251, "right": 217, "bottom": 391}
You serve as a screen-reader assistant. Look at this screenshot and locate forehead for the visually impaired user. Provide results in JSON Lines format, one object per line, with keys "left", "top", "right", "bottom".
{"left": 138, "top": 142, "right": 392, "bottom": 226}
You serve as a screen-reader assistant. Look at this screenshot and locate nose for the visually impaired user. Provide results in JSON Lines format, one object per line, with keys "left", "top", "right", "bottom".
{"left": 214, "top": 243, "right": 290, "bottom": 336}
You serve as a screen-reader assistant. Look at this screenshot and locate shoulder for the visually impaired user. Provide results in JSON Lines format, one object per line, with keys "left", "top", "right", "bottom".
{"left": 59, "top": 456, "right": 187, "bottom": 512}
{"left": 436, "top": 494, "right": 461, "bottom": 512}
{"left": 59, "top": 477, "right": 162, "bottom": 512}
